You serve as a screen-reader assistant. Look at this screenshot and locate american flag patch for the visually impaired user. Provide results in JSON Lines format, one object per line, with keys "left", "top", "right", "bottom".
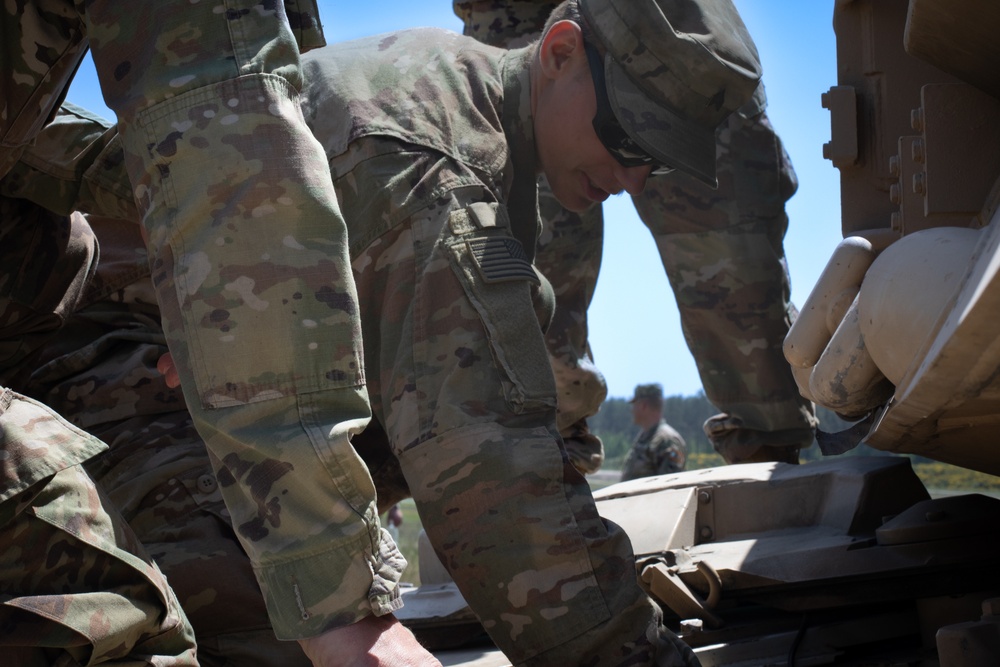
{"left": 466, "top": 236, "right": 540, "bottom": 284}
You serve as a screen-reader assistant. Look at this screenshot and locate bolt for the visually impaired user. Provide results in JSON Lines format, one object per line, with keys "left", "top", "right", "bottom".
{"left": 699, "top": 526, "right": 714, "bottom": 541}
{"left": 822, "top": 142, "right": 832, "bottom": 160}
{"left": 913, "top": 172, "right": 926, "bottom": 196}
{"left": 911, "top": 108, "right": 924, "bottom": 133}
{"left": 889, "top": 155, "right": 900, "bottom": 178}
{"left": 889, "top": 183, "right": 901, "bottom": 205}
{"left": 912, "top": 139, "right": 925, "bottom": 164}
{"left": 698, "top": 490, "right": 712, "bottom": 505}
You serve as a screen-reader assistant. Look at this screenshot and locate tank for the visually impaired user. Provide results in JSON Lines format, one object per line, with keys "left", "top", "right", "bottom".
{"left": 400, "top": 1, "right": 1000, "bottom": 664}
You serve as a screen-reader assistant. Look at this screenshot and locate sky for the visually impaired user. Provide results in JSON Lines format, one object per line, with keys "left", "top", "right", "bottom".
{"left": 64, "top": 1, "right": 842, "bottom": 400}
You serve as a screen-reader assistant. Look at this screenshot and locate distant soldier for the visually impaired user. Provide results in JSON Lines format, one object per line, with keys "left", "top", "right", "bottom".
{"left": 455, "top": 0, "right": 818, "bottom": 468}
{"left": 622, "top": 384, "right": 687, "bottom": 481}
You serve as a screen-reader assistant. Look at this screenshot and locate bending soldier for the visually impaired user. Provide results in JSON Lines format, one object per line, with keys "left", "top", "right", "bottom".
{"left": 293, "top": 0, "right": 760, "bottom": 662}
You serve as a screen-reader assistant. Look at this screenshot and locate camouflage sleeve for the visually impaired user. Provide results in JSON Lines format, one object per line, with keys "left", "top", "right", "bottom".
{"left": 1, "top": 104, "right": 138, "bottom": 221}
{"left": 634, "top": 109, "right": 817, "bottom": 446}
{"left": 76, "top": 1, "right": 399, "bottom": 638}
{"left": 0, "top": 5, "right": 89, "bottom": 179}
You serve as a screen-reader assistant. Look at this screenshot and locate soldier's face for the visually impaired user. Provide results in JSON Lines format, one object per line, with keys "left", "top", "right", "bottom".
{"left": 533, "top": 21, "right": 652, "bottom": 213}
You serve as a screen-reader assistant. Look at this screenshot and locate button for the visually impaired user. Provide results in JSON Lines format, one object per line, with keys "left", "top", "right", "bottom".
{"left": 197, "top": 474, "right": 218, "bottom": 494}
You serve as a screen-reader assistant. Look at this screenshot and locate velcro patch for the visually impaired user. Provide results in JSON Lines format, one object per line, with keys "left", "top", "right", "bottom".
{"left": 466, "top": 236, "right": 539, "bottom": 284}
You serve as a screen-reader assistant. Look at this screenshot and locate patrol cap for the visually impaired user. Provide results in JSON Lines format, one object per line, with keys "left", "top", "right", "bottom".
{"left": 630, "top": 383, "right": 664, "bottom": 403}
{"left": 579, "top": 0, "right": 762, "bottom": 186}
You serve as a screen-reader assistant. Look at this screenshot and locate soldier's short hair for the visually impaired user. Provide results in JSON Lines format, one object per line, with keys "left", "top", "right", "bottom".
{"left": 630, "top": 383, "right": 664, "bottom": 407}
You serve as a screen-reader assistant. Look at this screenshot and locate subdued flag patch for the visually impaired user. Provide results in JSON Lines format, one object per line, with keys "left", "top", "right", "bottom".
{"left": 466, "top": 236, "right": 540, "bottom": 284}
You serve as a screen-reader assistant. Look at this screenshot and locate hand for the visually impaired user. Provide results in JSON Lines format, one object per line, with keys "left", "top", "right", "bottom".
{"left": 297, "top": 614, "right": 442, "bottom": 667}
{"left": 156, "top": 352, "right": 181, "bottom": 389}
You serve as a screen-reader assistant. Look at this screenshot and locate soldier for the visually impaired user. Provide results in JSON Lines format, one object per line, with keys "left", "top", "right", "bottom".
{"left": 2, "top": 2, "right": 435, "bottom": 665}
{"left": 621, "top": 384, "right": 687, "bottom": 482}
{"left": 0, "top": 124, "right": 198, "bottom": 663}
{"left": 291, "top": 0, "right": 758, "bottom": 662}
{"left": 0, "top": 103, "right": 319, "bottom": 665}
{"left": 454, "top": 0, "right": 818, "bottom": 467}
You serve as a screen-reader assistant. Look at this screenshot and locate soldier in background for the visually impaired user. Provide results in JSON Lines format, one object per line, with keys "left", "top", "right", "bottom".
{"left": 621, "top": 384, "right": 687, "bottom": 482}
{"left": 454, "top": 0, "right": 818, "bottom": 467}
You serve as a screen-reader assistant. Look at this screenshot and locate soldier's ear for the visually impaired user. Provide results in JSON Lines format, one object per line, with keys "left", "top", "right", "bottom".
{"left": 538, "top": 19, "right": 584, "bottom": 81}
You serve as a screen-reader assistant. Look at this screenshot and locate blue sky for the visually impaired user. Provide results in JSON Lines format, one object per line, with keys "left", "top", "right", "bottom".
{"left": 65, "top": 1, "right": 842, "bottom": 400}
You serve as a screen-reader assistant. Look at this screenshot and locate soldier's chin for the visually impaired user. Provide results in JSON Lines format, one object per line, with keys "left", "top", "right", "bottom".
{"left": 553, "top": 187, "right": 593, "bottom": 214}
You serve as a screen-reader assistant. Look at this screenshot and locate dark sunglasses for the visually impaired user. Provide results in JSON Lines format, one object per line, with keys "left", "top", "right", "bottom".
{"left": 584, "top": 41, "right": 674, "bottom": 176}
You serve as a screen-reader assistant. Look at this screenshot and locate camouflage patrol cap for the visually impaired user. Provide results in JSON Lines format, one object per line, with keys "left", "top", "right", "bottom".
{"left": 579, "top": 0, "right": 762, "bottom": 186}
{"left": 630, "top": 383, "right": 664, "bottom": 403}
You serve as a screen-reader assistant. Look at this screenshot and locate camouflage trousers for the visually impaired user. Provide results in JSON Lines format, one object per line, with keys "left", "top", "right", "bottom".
{"left": 0, "top": 204, "right": 310, "bottom": 664}
{"left": 11, "top": 218, "right": 313, "bottom": 666}
{"left": 0, "top": 390, "right": 198, "bottom": 667}
{"left": 456, "top": 0, "right": 817, "bottom": 464}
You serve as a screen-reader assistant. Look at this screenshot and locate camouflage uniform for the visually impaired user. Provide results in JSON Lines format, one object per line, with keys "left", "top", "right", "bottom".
{"left": 621, "top": 421, "right": 687, "bottom": 481}
{"left": 3, "top": 0, "right": 396, "bottom": 649}
{"left": 299, "top": 28, "right": 697, "bottom": 666}
{"left": 0, "top": 113, "right": 198, "bottom": 662}
{"left": 454, "top": 0, "right": 818, "bottom": 465}
{"left": 2, "top": 103, "right": 312, "bottom": 664}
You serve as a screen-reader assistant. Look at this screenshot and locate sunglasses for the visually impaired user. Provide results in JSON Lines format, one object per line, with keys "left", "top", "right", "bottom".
{"left": 584, "top": 41, "right": 674, "bottom": 176}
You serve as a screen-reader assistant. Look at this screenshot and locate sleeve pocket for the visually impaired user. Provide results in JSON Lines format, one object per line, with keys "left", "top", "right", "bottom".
{"left": 449, "top": 231, "right": 556, "bottom": 415}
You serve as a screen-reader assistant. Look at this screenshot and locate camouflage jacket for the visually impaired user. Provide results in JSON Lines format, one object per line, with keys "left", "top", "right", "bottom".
{"left": 297, "top": 32, "right": 678, "bottom": 664}
{"left": 300, "top": 28, "right": 541, "bottom": 258}
{"left": 620, "top": 419, "right": 687, "bottom": 481}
